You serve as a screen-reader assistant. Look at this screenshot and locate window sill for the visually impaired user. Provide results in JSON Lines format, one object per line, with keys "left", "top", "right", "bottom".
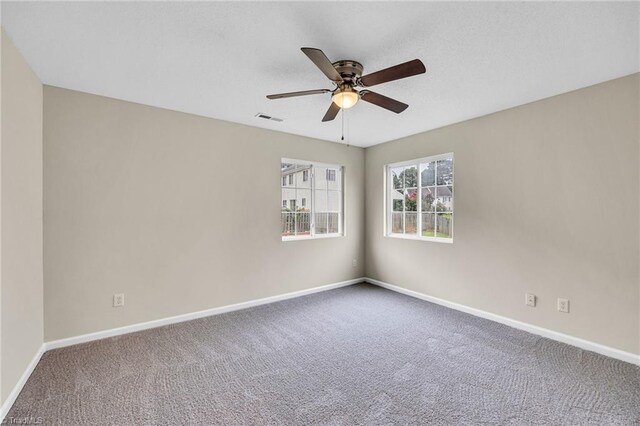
{"left": 385, "top": 233, "right": 453, "bottom": 244}
{"left": 282, "top": 234, "right": 344, "bottom": 242}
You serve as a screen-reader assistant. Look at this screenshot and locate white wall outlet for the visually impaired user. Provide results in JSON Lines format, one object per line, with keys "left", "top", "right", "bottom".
{"left": 352, "top": 259, "right": 358, "bottom": 268}
{"left": 113, "top": 293, "right": 125, "bottom": 307}
{"left": 525, "top": 293, "right": 536, "bottom": 307}
{"left": 557, "top": 298, "right": 569, "bottom": 313}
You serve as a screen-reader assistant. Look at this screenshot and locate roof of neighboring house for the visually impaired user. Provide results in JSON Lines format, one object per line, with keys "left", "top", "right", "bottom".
{"left": 281, "top": 164, "right": 312, "bottom": 177}
{"left": 392, "top": 189, "right": 404, "bottom": 200}
{"left": 422, "top": 186, "right": 452, "bottom": 197}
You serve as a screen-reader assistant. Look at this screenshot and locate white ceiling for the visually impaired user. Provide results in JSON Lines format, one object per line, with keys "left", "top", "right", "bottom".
{"left": 2, "top": 1, "right": 638, "bottom": 147}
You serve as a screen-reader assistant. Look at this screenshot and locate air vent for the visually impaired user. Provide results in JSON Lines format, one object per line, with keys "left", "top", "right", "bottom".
{"left": 255, "top": 113, "right": 284, "bottom": 122}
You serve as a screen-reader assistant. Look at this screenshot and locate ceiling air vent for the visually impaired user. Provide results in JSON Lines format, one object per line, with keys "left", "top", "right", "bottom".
{"left": 255, "top": 113, "right": 284, "bottom": 122}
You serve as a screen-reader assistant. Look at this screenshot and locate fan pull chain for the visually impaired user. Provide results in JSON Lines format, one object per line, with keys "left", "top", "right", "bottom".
{"left": 339, "top": 108, "right": 350, "bottom": 147}
{"left": 341, "top": 108, "right": 345, "bottom": 142}
{"left": 346, "top": 107, "right": 350, "bottom": 147}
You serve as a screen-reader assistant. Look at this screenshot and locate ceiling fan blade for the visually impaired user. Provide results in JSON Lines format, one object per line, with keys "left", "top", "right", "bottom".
{"left": 267, "top": 89, "right": 330, "bottom": 100}
{"left": 360, "top": 91, "right": 409, "bottom": 113}
{"left": 359, "top": 59, "right": 426, "bottom": 87}
{"left": 322, "top": 102, "right": 341, "bottom": 122}
{"left": 301, "top": 47, "right": 343, "bottom": 83}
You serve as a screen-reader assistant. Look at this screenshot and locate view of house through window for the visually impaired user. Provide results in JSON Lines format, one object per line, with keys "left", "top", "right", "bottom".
{"left": 281, "top": 160, "right": 343, "bottom": 239}
{"left": 387, "top": 153, "right": 453, "bottom": 241}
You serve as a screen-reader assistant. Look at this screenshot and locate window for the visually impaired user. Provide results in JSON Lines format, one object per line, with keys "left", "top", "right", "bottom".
{"left": 282, "top": 176, "right": 286, "bottom": 186}
{"left": 386, "top": 153, "right": 453, "bottom": 242}
{"left": 281, "top": 159, "right": 343, "bottom": 239}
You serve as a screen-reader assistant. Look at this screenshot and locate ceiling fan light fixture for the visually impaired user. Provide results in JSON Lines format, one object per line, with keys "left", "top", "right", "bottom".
{"left": 332, "top": 88, "right": 359, "bottom": 109}
{"left": 266, "top": 47, "right": 426, "bottom": 121}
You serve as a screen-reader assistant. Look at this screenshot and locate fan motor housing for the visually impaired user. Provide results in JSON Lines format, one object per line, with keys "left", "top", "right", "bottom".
{"left": 332, "top": 60, "right": 364, "bottom": 83}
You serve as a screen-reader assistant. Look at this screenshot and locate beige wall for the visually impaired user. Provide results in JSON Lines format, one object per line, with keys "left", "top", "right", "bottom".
{"left": 43, "top": 86, "right": 365, "bottom": 341}
{"left": 365, "top": 74, "right": 640, "bottom": 355}
{"left": 1, "top": 30, "right": 44, "bottom": 403}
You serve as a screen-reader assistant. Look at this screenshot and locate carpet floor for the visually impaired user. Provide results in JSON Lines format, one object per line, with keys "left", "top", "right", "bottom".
{"left": 7, "top": 283, "right": 640, "bottom": 425}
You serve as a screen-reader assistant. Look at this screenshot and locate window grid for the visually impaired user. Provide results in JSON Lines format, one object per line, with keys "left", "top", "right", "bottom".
{"left": 386, "top": 153, "right": 453, "bottom": 242}
{"left": 281, "top": 160, "right": 343, "bottom": 240}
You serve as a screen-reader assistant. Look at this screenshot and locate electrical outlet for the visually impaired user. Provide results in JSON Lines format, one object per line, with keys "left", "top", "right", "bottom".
{"left": 525, "top": 293, "right": 536, "bottom": 307}
{"left": 557, "top": 298, "right": 569, "bottom": 313}
{"left": 113, "top": 293, "right": 125, "bottom": 307}
{"left": 352, "top": 259, "right": 358, "bottom": 268}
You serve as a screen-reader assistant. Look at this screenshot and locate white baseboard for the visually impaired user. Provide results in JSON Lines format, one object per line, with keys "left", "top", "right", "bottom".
{"left": 4, "top": 275, "right": 636, "bottom": 423}
{"left": 45, "top": 277, "right": 364, "bottom": 351}
{"left": 0, "top": 343, "right": 46, "bottom": 422}
{"left": 365, "top": 277, "right": 640, "bottom": 366}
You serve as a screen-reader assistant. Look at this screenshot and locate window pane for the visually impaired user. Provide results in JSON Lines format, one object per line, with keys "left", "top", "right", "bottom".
{"left": 298, "top": 167, "right": 311, "bottom": 189}
{"left": 282, "top": 212, "right": 295, "bottom": 236}
{"left": 422, "top": 212, "right": 435, "bottom": 237}
{"left": 405, "top": 189, "right": 417, "bottom": 211}
{"left": 314, "top": 189, "right": 327, "bottom": 212}
{"left": 282, "top": 188, "right": 295, "bottom": 208}
{"left": 391, "top": 183, "right": 404, "bottom": 208}
{"left": 326, "top": 191, "right": 340, "bottom": 233}
{"left": 281, "top": 162, "right": 294, "bottom": 187}
{"left": 327, "top": 191, "right": 340, "bottom": 212}
{"left": 314, "top": 189, "right": 328, "bottom": 234}
{"left": 404, "top": 165, "right": 418, "bottom": 188}
{"left": 327, "top": 168, "right": 342, "bottom": 190}
{"left": 314, "top": 212, "right": 327, "bottom": 234}
{"left": 436, "top": 213, "right": 453, "bottom": 238}
{"left": 315, "top": 167, "right": 328, "bottom": 190}
{"left": 436, "top": 186, "right": 453, "bottom": 212}
{"left": 391, "top": 167, "right": 403, "bottom": 189}
{"left": 437, "top": 159, "right": 453, "bottom": 185}
{"left": 297, "top": 189, "right": 311, "bottom": 212}
{"left": 328, "top": 213, "right": 339, "bottom": 234}
{"left": 422, "top": 186, "right": 436, "bottom": 212}
{"left": 404, "top": 212, "right": 417, "bottom": 234}
{"left": 391, "top": 212, "right": 403, "bottom": 233}
{"left": 296, "top": 211, "right": 311, "bottom": 235}
{"left": 421, "top": 161, "right": 436, "bottom": 186}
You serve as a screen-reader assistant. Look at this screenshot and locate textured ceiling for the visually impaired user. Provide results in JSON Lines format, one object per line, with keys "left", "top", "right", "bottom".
{"left": 2, "top": 1, "right": 638, "bottom": 147}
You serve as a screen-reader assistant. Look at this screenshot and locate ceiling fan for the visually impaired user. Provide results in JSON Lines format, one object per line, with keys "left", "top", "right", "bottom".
{"left": 267, "top": 48, "right": 426, "bottom": 122}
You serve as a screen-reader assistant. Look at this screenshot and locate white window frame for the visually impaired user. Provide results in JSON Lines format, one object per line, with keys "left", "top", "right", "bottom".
{"left": 281, "top": 158, "right": 344, "bottom": 241}
{"left": 384, "top": 153, "right": 454, "bottom": 243}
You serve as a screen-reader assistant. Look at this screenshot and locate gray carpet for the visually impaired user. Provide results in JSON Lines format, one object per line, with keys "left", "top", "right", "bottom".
{"left": 7, "top": 283, "right": 640, "bottom": 425}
